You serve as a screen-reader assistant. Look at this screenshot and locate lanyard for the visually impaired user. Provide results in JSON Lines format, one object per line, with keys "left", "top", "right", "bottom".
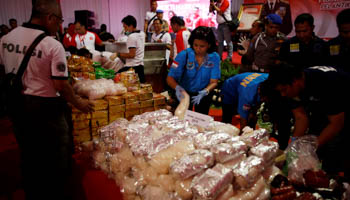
{"left": 78, "top": 33, "right": 86, "bottom": 47}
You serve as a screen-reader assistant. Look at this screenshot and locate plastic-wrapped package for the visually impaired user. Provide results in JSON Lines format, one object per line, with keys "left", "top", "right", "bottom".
{"left": 216, "top": 184, "right": 234, "bottom": 200}
{"left": 233, "top": 156, "right": 265, "bottom": 189}
{"left": 193, "top": 132, "right": 234, "bottom": 150}
{"left": 242, "top": 126, "right": 254, "bottom": 135}
{"left": 170, "top": 149, "right": 215, "bottom": 180}
{"left": 174, "top": 178, "right": 194, "bottom": 200}
{"left": 156, "top": 174, "right": 176, "bottom": 192}
{"left": 191, "top": 164, "right": 234, "bottom": 200}
{"left": 120, "top": 176, "right": 138, "bottom": 195}
{"left": 250, "top": 141, "right": 279, "bottom": 167}
{"left": 73, "top": 79, "right": 127, "bottom": 100}
{"left": 175, "top": 90, "right": 190, "bottom": 120}
{"left": 110, "top": 147, "right": 136, "bottom": 174}
{"left": 211, "top": 141, "right": 248, "bottom": 163}
{"left": 262, "top": 165, "right": 282, "bottom": 184}
{"left": 223, "top": 153, "right": 247, "bottom": 170}
{"left": 132, "top": 109, "right": 173, "bottom": 124}
{"left": 229, "top": 177, "right": 269, "bottom": 200}
{"left": 240, "top": 128, "right": 269, "bottom": 147}
{"left": 285, "top": 135, "right": 321, "bottom": 184}
{"left": 206, "top": 121, "right": 240, "bottom": 136}
{"left": 149, "top": 140, "right": 195, "bottom": 174}
{"left": 140, "top": 185, "right": 175, "bottom": 200}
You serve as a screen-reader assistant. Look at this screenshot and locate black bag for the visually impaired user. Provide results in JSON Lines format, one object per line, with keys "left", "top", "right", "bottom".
{"left": 222, "top": 15, "right": 240, "bottom": 32}
{"left": 2, "top": 33, "right": 46, "bottom": 117}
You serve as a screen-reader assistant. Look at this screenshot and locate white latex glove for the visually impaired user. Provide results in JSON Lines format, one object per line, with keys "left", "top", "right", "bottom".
{"left": 237, "top": 36, "right": 250, "bottom": 55}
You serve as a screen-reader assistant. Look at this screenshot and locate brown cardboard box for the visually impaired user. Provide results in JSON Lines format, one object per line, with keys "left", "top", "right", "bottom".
{"left": 153, "top": 95, "right": 166, "bottom": 106}
{"left": 154, "top": 104, "right": 167, "bottom": 110}
{"left": 91, "top": 110, "right": 108, "bottom": 119}
{"left": 72, "top": 112, "right": 91, "bottom": 121}
{"left": 109, "top": 104, "right": 126, "bottom": 114}
{"left": 135, "top": 90, "right": 153, "bottom": 101}
{"left": 140, "top": 83, "right": 153, "bottom": 93}
{"left": 91, "top": 127, "right": 99, "bottom": 136}
{"left": 140, "top": 99, "right": 154, "bottom": 108}
{"left": 123, "top": 92, "right": 138, "bottom": 104}
{"left": 125, "top": 109, "right": 140, "bottom": 120}
{"left": 140, "top": 107, "right": 155, "bottom": 114}
{"left": 106, "top": 95, "right": 124, "bottom": 106}
{"left": 91, "top": 118, "right": 108, "bottom": 128}
{"left": 126, "top": 101, "right": 140, "bottom": 110}
{"left": 109, "top": 112, "right": 125, "bottom": 123}
{"left": 73, "top": 128, "right": 91, "bottom": 143}
{"left": 91, "top": 99, "right": 108, "bottom": 111}
{"left": 73, "top": 119, "right": 90, "bottom": 130}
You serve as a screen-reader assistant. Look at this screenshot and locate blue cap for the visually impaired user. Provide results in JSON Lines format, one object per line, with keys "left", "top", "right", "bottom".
{"left": 267, "top": 14, "right": 282, "bottom": 25}
{"left": 156, "top": 9, "right": 164, "bottom": 13}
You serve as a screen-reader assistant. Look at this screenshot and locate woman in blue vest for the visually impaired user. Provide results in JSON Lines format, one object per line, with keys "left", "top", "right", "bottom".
{"left": 167, "top": 26, "right": 220, "bottom": 115}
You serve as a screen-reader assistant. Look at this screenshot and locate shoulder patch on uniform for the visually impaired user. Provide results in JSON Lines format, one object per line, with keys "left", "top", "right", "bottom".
{"left": 57, "top": 62, "right": 66, "bottom": 72}
{"left": 172, "top": 61, "right": 179, "bottom": 68}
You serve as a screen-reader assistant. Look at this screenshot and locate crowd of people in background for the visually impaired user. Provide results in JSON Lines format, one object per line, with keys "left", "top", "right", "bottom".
{"left": 0, "top": 0, "right": 350, "bottom": 198}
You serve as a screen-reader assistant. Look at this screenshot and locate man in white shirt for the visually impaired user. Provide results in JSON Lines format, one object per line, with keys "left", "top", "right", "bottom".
{"left": 74, "top": 20, "right": 103, "bottom": 51}
{"left": 210, "top": 0, "right": 233, "bottom": 60}
{"left": 151, "top": 18, "right": 172, "bottom": 65}
{"left": 111, "top": 15, "right": 146, "bottom": 83}
{"left": 0, "top": 0, "right": 93, "bottom": 199}
{"left": 144, "top": 0, "right": 158, "bottom": 42}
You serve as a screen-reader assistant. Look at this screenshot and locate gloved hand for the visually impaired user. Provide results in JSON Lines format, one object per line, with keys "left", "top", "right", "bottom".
{"left": 175, "top": 85, "right": 185, "bottom": 101}
{"left": 191, "top": 89, "right": 209, "bottom": 105}
{"left": 237, "top": 36, "right": 250, "bottom": 55}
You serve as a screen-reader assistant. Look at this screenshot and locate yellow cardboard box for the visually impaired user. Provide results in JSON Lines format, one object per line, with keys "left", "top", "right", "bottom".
{"left": 126, "top": 101, "right": 140, "bottom": 110}
{"left": 125, "top": 109, "right": 140, "bottom": 120}
{"left": 91, "top": 110, "right": 108, "bottom": 119}
{"left": 109, "top": 104, "right": 126, "bottom": 114}
{"left": 71, "top": 112, "right": 91, "bottom": 121}
{"left": 154, "top": 104, "right": 167, "bottom": 110}
{"left": 91, "top": 118, "right": 108, "bottom": 128}
{"left": 140, "top": 99, "right": 154, "bottom": 108}
{"left": 123, "top": 92, "right": 138, "bottom": 104}
{"left": 105, "top": 95, "right": 124, "bottom": 106}
{"left": 109, "top": 112, "right": 125, "bottom": 123}
{"left": 91, "top": 99, "right": 108, "bottom": 111}
{"left": 73, "top": 128, "right": 91, "bottom": 143}
{"left": 140, "top": 107, "right": 155, "bottom": 114}
{"left": 73, "top": 119, "right": 90, "bottom": 130}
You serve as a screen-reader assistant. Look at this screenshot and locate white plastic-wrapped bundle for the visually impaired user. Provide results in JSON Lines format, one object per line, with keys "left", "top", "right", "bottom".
{"left": 191, "top": 164, "right": 234, "bottom": 200}
{"left": 216, "top": 184, "right": 234, "bottom": 200}
{"left": 120, "top": 176, "right": 138, "bottom": 195}
{"left": 210, "top": 141, "right": 248, "bottom": 163}
{"left": 74, "top": 79, "right": 127, "bottom": 100}
{"left": 174, "top": 178, "right": 194, "bottom": 200}
{"left": 110, "top": 147, "right": 136, "bottom": 174}
{"left": 262, "top": 165, "right": 281, "bottom": 184}
{"left": 223, "top": 153, "right": 247, "bottom": 170}
{"left": 249, "top": 141, "right": 279, "bottom": 167}
{"left": 206, "top": 121, "right": 240, "bottom": 136}
{"left": 240, "top": 128, "right": 269, "bottom": 148}
{"left": 193, "top": 132, "right": 234, "bottom": 150}
{"left": 99, "top": 118, "right": 129, "bottom": 143}
{"left": 140, "top": 185, "right": 175, "bottom": 200}
{"left": 149, "top": 140, "right": 195, "bottom": 174}
{"left": 132, "top": 109, "right": 173, "bottom": 123}
{"left": 155, "top": 174, "right": 176, "bottom": 193}
{"left": 175, "top": 90, "right": 190, "bottom": 120}
{"left": 170, "top": 149, "right": 214, "bottom": 180}
{"left": 228, "top": 177, "right": 269, "bottom": 200}
{"left": 233, "top": 156, "right": 265, "bottom": 189}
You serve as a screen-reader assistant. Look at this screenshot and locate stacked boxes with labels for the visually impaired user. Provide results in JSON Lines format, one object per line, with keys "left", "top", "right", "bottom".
{"left": 71, "top": 89, "right": 167, "bottom": 144}
{"left": 71, "top": 107, "right": 91, "bottom": 144}
{"left": 106, "top": 96, "right": 125, "bottom": 123}
{"left": 90, "top": 99, "right": 109, "bottom": 140}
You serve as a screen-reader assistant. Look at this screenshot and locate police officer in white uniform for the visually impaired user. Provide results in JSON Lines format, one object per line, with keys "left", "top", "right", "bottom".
{"left": 0, "top": 0, "right": 94, "bottom": 199}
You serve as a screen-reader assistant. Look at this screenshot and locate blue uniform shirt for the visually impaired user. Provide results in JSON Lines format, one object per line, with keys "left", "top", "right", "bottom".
{"left": 221, "top": 72, "right": 268, "bottom": 119}
{"left": 168, "top": 48, "right": 220, "bottom": 93}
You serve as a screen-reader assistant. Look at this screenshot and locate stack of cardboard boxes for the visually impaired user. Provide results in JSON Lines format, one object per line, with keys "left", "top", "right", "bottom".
{"left": 72, "top": 90, "right": 167, "bottom": 144}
